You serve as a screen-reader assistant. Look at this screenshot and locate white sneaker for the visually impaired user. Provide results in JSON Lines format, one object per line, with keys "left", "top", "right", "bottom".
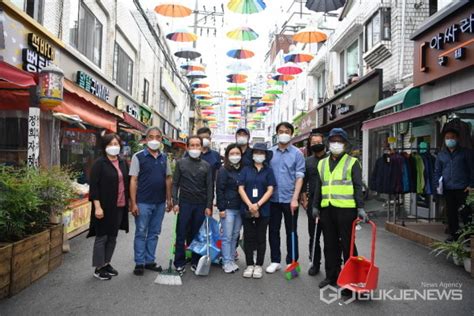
{"left": 231, "top": 262, "right": 239, "bottom": 272}
{"left": 265, "top": 262, "right": 281, "bottom": 273}
{"left": 253, "top": 265, "right": 263, "bottom": 279}
{"left": 223, "top": 263, "right": 234, "bottom": 274}
{"left": 243, "top": 266, "right": 254, "bottom": 278}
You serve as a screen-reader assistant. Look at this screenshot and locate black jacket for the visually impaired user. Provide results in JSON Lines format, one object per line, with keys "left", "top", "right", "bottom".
{"left": 303, "top": 153, "right": 327, "bottom": 204}
{"left": 216, "top": 166, "right": 242, "bottom": 211}
{"left": 172, "top": 157, "right": 213, "bottom": 208}
{"left": 87, "top": 156, "right": 130, "bottom": 237}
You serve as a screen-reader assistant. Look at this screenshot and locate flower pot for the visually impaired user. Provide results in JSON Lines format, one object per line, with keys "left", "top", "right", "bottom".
{"left": 464, "top": 257, "right": 471, "bottom": 273}
{"left": 453, "top": 255, "right": 463, "bottom": 266}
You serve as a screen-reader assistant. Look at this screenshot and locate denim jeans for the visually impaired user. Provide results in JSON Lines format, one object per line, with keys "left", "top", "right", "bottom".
{"left": 174, "top": 202, "right": 206, "bottom": 268}
{"left": 221, "top": 209, "right": 242, "bottom": 265}
{"left": 134, "top": 202, "right": 166, "bottom": 265}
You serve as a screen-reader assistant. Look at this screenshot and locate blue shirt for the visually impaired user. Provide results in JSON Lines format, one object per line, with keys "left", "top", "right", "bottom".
{"left": 241, "top": 147, "right": 253, "bottom": 167}
{"left": 237, "top": 165, "right": 277, "bottom": 217}
{"left": 270, "top": 145, "right": 306, "bottom": 203}
{"left": 129, "top": 149, "right": 170, "bottom": 204}
{"left": 201, "top": 149, "right": 222, "bottom": 177}
{"left": 434, "top": 147, "right": 474, "bottom": 191}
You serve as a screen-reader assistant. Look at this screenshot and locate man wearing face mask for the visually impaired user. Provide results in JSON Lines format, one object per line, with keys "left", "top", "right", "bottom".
{"left": 173, "top": 136, "right": 213, "bottom": 275}
{"left": 434, "top": 128, "right": 474, "bottom": 242}
{"left": 236, "top": 127, "right": 253, "bottom": 167}
{"left": 197, "top": 127, "right": 222, "bottom": 182}
{"left": 301, "top": 133, "right": 327, "bottom": 276}
{"left": 266, "top": 122, "right": 306, "bottom": 274}
{"left": 312, "top": 128, "right": 367, "bottom": 289}
{"left": 129, "top": 127, "right": 173, "bottom": 276}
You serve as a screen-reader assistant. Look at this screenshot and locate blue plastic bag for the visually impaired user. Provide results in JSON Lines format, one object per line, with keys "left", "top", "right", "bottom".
{"left": 188, "top": 216, "right": 221, "bottom": 262}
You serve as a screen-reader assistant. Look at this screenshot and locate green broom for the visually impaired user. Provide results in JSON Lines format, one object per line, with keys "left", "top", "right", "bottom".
{"left": 155, "top": 214, "right": 182, "bottom": 286}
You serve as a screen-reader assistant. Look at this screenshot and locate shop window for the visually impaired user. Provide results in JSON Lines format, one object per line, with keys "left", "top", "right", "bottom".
{"left": 113, "top": 43, "right": 134, "bottom": 94}
{"left": 69, "top": 1, "right": 103, "bottom": 67}
{"left": 346, "top": 40, "right": 359, "bottom": 80}
{"left": 0, "top": 112, "right": 28, "bottom": 166}
{"left": 11, "top": 0, "right": 44, "bottom": 23}
{"left": 365, "top": 8, "right": 391, "bottom": 52}
{"left": 316, "top": 73, "right": 326, "bottom": 104}
{"left": 143, "top": 79, "right": 150, "bottom": 105}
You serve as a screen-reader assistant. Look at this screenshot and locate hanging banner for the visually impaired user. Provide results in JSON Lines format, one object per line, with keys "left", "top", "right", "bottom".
{"left": 27, "top": 107, "right": 40, "bottom": 168}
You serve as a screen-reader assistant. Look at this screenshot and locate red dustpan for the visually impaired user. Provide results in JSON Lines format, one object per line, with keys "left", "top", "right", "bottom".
{"left": 337, "top": 219, "right": 379, "bottom": 293}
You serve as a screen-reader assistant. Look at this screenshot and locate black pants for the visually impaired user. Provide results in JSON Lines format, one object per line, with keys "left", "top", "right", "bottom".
{"left": 243, "top": 216, "right": 269, "bottom": 266}
{"left": 306, "top": 205, "right": 322, "bottom": 266}
{"left": 445, "top": 189, "right": 468, "bottom": 237}
{"left": 92, "top": 207, "right": 124, "bottom": 268}
{"left": 320, "top": 206, "right": 358, "bottom": 282}
{"left": 269, "top": 202, "right": 299, "bottom": 264}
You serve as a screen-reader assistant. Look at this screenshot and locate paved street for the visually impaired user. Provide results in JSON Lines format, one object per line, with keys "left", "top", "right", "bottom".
{"left": 1, "top": 203, "right": 473, "bottom": 316}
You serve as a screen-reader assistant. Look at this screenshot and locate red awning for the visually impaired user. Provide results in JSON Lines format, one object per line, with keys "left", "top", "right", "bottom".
{"left": 123, "top": 112, "right": 147, "bottom": 133}
{"left": 0, "top": 82, "right": 30, "bottom": 111}
{"left": 362, "top": 89, "right": 474, "bottom": 131}
{"left": 0, "top": 61, "right": 36, "bottom": 87}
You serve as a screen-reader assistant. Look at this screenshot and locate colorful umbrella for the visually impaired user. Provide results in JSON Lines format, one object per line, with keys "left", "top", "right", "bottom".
{"left": 305, "top": 0, "right": 346, "bottom": 13}
{"left": 262, "top": 93, "right": 277, "bottom": 100}
{"left": 265, "top": 89, "right": 283, "bottom": 95}
{"left": 228, "top": 110, "right": 241, "bottom": 114}
{"left": 198, "top": 100, "right": 214, "bottom": 105}
{"left": 193, "top": 89, "right": 210, "bottom": 95}
{"left": 228, "top": 97, "right": 243, "bottom": 101}
{"left": 256, "top": 102, "right": 273, "bottom": 106}
{"left": 227, "top": 49, "right": 255, "bottom": 59}
{"left": 166, "top": 29, "right": 198, "bottom": 42}
{"left": 227, "top": 103, "right": 242, "bottom": 107}
{"left": 292, "top": 27, "right": 328, "bottom": 44}
{"left": 202, "top": 110, "right": 215, "bottom": 115}
{"left": 182, "top": 63, "right": 205, "bottom": 71}
{"left": 175, "top": 48, "right": 201, "bottom": 59}
{"left": 227, "top": 74, "right": 248, "bottom": 83}
{"left": 257, "top": 107, "right": 270, "bottom": 113}
{"left": 267, "top": 79, "right": 287, "bottom": 86}
{"left": 272, "top": 74, "right": 295, "bottom": 81}
{"left": 226, "top": 26, "right": 259, "bottom": 41}
{"left": 227, "top": 0, "right": 266, "bottom": 14}
{"left": 186, "top": 71, "right": 207, "bottom": 79}
{"left": 154, "top": 3, "right": 192, "bottom": 17}
{"left": 277, "top": 62, "right": 303, "bottom": 75}
{"left": 284, "top": 52, "right": 314, "bottom": 63}
{"left": 192, "top": 82, "right": 209, "bottom": 88}
{"left": 227, "top": 86, "right": 246, "bottom": 92}
{"left": 227, "top": 62, "right": 252, "bottom": 72}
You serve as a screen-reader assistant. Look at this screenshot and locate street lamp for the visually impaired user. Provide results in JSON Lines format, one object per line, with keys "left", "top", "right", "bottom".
{"left": 38, "top": 64, "right": 64, "bottom": 108}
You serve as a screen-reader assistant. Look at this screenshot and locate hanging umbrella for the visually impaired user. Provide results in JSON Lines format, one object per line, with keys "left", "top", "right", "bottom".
{"left": 293, "top": 27, "right": 328, "bottom": 44}
{"left": 267, "top": 79, "right": 287, "bottom": 86}
{"left": 265, "top": 89, "right": 283, "bottom": 95}
{"left": 227, "top": 0, "right": 266, "bottom": 14}
{"left": 272, "top": 74, "right": 295, "bottom": 81}
{"left": 226, "top": 26, "right": 259, "bottom": 41}
{"left": 166, "top": 29, "right": 198, "bottom": 42}
{"left": 193, "top": 89, "right": 210, "bottom": 95}
{"left": 228, "top": 97, "right": 243, "bottom": 101}
{"left": 261, "top": 93, "right": 277, "bottom": 100}
{"left": 227, "top": 74, "right": 248, "bottom": 83}
{"left": 227, "top": 86, "right": 246, "bottom": 92}
{"left": 154, "top": 3, "right": 192, "bottom": 17}
{"left": 202, "top": 110, "right": 215, "bottom": 115}
{"left": 192, "top": 82, "right": 209, "bottom": 88}
{"left": 199, "top": 100, "right": 214, "bottom": 105}
{"left": 227, "top": 61, "right": 252, "bottom": 72}
{"left": 186, "top": 71, "right": 207, "bottom": 79}
{"left": 284, "top": 52, "right": 314, "bottom": 63}
{"left": 257, "top": 107, "right": 270, "bottom": 113}
{"left": 227, "top": 103, "right": 242, "bottom": 107}
{"left": 227, "top": 49, "right": 255, "bottom": 59}
{"left": 228, "top": 110, "right": 241, "bottom": 114}
{"left": 175, "top": 48, "right": 201, "bottom": 59}
{"left": 305, "top": 0, "right": 346, "bottom": 13}
{"left": 256, "top": 102, "right": 273, "bottom": 106}
{"left": 196, "top": 95, "right": 213, "bottom": 100}
{"left": 277, "top": 62, "right": 303, "bottom": 75}
{"left": 182, "top": 63, "right": 205, "bottom": 71}
{"left": 227, "top": 74, "right": 248, "bottom": 81}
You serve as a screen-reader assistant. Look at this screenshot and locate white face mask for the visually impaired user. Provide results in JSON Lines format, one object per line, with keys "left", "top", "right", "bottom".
{"left": 188, "top": 149, "right": 201, "bottom": 159}
{"left": 105, "top": 145, "right": 120, "bottom": 156}
{"left": 236, "top": 136, "right": 248, "bottom": 145}
{"left": 147, "top": 140, "right": 161, "bottom": 151}
{"left": 278, "top": 133, "right": 291, "bottom": 144}
{"left": 329, "top": 142, "right": 345, "bottom": 155}
{"left": 229, "top": 155, "right": 241, "bottom": 164}
{"left": 202, "top": 138, "right": 210, "bottom": 148}
{"left": 253, "top": 154, "right": 265, "bottom": 164}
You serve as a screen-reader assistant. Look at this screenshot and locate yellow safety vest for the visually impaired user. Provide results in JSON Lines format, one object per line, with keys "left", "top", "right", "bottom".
{"left": 318, "top": 154, "right": 357, "bottom": 208}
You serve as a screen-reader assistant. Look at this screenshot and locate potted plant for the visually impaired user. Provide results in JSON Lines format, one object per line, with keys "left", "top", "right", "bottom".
{"left": 458, "top": 225, "right": 474, "bottom": 273}
{"left": 431, "top": 238, "right": 470, "bottom": 266}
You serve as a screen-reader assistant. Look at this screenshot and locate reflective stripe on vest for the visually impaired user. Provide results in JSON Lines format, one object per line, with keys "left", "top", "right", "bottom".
{"left": 318, "top": 154, "right": 357, "bottom": 208}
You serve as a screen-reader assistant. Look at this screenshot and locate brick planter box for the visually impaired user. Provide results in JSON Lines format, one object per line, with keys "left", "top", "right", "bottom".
{"left": 0, "top": 224, "right": 64, "bottom": 299}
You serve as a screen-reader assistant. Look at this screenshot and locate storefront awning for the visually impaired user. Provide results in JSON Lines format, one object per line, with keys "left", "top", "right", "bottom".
{"left": 63, "top": 80, "right": 123, "bottom": 118}
{"left": 123, "top": 112, "right": 147, "bottom": 133}
{"left": 291, "top": 132, "right": 310, "bottom": 145}
{"left": 0, "top": 61, "right": 36, "bottom": 87}
{"left": 362, "top": 89, "right": 474, "bottom": 131}
{"left": 373, "top": 86, "right": 420, "bottom": 113}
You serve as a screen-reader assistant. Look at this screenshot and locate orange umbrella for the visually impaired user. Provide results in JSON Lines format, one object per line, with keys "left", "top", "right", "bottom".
{"left": 155, "top": 4, "right": 192, "bottom": 17}
{"left": 193, "top": 89, "right": 210, "bottom": 95}
{"left": 292, "top": 27, "right": 327, "bottom": 43}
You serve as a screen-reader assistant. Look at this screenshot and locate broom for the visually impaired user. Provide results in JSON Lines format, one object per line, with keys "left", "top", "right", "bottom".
{"left": 155, "top": 214, "right": 182, "bottom": 286}
{"left": 285, "top": 208, "right": 301, "bottom": 280}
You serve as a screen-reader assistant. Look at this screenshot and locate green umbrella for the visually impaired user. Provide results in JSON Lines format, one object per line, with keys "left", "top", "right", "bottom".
{"left": 265, "top": 89, "right": 283, "bottom": 95}
{"left": 227, "top": 86, "right": 246, "bottom": 92}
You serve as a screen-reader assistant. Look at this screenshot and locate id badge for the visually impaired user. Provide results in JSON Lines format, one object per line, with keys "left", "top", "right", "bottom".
{"left": 252, "top": 188, "right": 258, "bottom": 198}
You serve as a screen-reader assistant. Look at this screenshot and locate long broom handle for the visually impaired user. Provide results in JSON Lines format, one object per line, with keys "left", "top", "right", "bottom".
{"left": 291, "top": 209, "right": 295, "bottom": 264}
{"left": 311, "top": 218, "right": 319, "bottom": 266}
{"left": 169, "top": 214, "right": 179, "bottom": 262}
{"left": 206, "top": 216, "right": 210, "bottom": 257}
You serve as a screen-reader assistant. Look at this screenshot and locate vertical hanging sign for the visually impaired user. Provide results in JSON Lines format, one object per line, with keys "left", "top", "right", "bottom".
{"left": 27, "top": 106, "right": 40, "bottom": 168}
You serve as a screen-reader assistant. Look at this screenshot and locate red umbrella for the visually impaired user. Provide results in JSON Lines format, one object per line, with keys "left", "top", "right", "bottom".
{"left": 277, "top": 63, "right": 302, "bottom": 75}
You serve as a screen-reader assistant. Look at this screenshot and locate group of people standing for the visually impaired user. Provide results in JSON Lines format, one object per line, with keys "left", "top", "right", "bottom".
{"left": 87, "top": 122, "right": 368, "bottom": 290}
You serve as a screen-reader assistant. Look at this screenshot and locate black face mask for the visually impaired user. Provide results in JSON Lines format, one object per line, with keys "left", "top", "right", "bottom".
{"left": 311, "top": 144, "right": 325, "bottom": 154}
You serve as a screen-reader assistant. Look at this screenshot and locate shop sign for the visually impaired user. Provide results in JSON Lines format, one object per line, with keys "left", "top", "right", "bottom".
{"left": 126, "top": 104, "right": 140, "bottom": 120}
{"left": 413, "top": 4, "right": 474, "bottom": 86}
{"left": 140, "top": 106, "right": 152, "bottom": 125}
{"left": 27, "top": 107, "right": 40, "bottom": 168}
{"left": 76, "top": 71, "right": 110, "bottom": 101}
{"left": 62, "top": 199, "right": 91, "bottom": 234}
{"left": 297, "top": 106, "right": 317, "bottom": 135}
{"left": 22, "top": 33, "right": 55, "bottom": 73}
